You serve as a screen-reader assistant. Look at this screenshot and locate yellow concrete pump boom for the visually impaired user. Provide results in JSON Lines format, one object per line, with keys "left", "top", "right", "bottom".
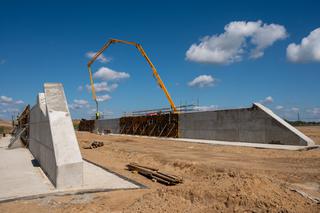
{"left": 87, "top": 38, "right": 178, "bottom": 117}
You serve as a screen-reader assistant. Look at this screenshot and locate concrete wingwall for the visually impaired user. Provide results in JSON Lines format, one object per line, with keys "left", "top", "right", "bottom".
{"left": 29, "top": 83, "right": 83, "bottom": 189}
{"left": 178, "top": 103, "right": 314, "bottom": 146}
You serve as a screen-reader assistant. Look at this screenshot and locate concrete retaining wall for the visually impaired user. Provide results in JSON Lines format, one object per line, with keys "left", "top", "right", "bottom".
{"left": 95, "top": 118, "right": 120, "bottom": 134}
{"left": 95, "top": 103, "right": 314, "bottom": 146}
{"left": 179, "top": 103, "right": 314, "bottom": 146}
{"left": 29, "top": 83, "right": 83, "bottom": 188}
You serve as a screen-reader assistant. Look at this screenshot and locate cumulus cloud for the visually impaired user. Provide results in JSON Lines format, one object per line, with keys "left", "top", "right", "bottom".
{"left": 6, "top": 108, "right": 19, "bottom": 113}
{"left": 291, "top": 107, "right": 300, "bottom": 112}
{"left": 188, "top": 75, "right": 216, "bottom": 88}
{"left": 0, "top": 95, "right": 25, "bottom": 118}
{"left": 260, "top": 96, "right": 274, "bottom": 104}
{"left": 0, "top": 95, "right": 13, "bottom": 104}
{"left": 287, "top": 27, "right": 320, "bottom": 63}
{"left": 0, "top": 108, "right": 19, "bottom": 114}
{"left": 275, "top": 105, "right": 284, "bottom": 110}
{"left": 86, "top": 51, "right": 110, "bottom": 63}
{"left": 0, "top": 96, "right": 24, "bottom": 105}
{"left": 97, "top": 94, "right": 111, "bottom": 102}
{"left": 69, "top": 99, "right": 89, "bottom": 110}
{"left": 15, "top": 100, "right": 24, "bottom": 104}
{"left": 86, "top": 82, "right": 118, "bottom": 93}
{"left": 311, "top": 107, "right": 320, "bottom": 115}
{"left": 193, "top": 105, "right": 218, "bottom": 111}
{"left": 74, "top": 99, "right": 88, "bottom": 105}
{"left": 93, "top": 67, "right": 130, "bottom": 81}
{"left": 186, "top": 20, "right": 287, "bottom": 64}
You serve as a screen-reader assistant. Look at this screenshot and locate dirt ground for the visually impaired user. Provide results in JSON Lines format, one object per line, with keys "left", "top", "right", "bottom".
{"left": 0, "top": 127, "right": 319, "bottom": 212}
{"left": 297, "top": 126, "right": 320, "bottom": 145}
{"left": 0, "top": 120, "right": 12, "bottom": 134}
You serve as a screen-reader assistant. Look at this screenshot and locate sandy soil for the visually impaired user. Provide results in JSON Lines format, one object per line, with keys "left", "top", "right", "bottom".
{"left": 297, "top": 126, "right": 320, "bottom": 145}
{"left": 0, "top": 120, "right": 12, "bottom": 134}
{"left": 0, "top": 127, "right": 319, "bottom": 212}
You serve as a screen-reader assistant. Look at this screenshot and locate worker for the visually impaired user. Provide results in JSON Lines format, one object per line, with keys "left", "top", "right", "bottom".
{"left": 95, "top": 111, "right": 100, "bottom": 120}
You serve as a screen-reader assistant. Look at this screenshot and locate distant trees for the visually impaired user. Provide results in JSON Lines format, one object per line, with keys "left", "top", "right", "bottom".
{"left": 285, "top": 119, "right": 320, "bottom": 126}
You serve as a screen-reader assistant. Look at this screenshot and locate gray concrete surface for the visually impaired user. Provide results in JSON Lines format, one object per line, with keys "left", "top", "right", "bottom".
{"left": 96, "top": 118, "right": 120, "bottom": 134}
{"left": 179, "top": 103, "right": 314, "bottom": 146}
{"left": 0, "top": 136, "right": 140, "bottom": 202}
{"left": 29, "top": 83, "right": 83, "bottom": 188}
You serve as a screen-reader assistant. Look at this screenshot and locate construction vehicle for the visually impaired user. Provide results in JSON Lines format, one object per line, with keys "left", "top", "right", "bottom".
{"left": 87, "top": 38, "right": 178, "bottom": 119}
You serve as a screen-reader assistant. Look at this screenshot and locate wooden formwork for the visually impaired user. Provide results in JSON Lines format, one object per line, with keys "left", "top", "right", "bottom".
{"left": 13, "top": 105, "right": 30, "bottom": 145}
{"left": 120, "top": 113, "right": 178, "bottom": 138}
{"left": 78, "top": 119, "right": 95, "bottom": 132}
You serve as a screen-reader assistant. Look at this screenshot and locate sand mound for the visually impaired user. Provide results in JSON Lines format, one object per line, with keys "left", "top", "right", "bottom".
{"left": 126, "top": 164, "right": 316, "bottom": 213}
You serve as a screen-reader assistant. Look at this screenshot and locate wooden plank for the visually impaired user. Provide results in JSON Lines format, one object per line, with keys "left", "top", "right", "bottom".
{"left": 127, "top": 163, "right": 183, "bottom": 185}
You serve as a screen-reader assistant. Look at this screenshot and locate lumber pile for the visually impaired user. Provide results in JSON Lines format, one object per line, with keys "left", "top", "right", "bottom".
{"left": 127, "top": 162, "right": 183, "bottom": 185}
{"left": 83, "top": 141, "right": 104, "bottom": 149}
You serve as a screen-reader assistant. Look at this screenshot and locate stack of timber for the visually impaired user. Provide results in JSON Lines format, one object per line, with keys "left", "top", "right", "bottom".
{"left": 127, "top": 162, "right": 183, "bottom": 185}
{"left": 83, "top": 141, "right": 104, "bottom": 149}
{"left": 78, "top": 119, "right": 95, "bottom": 132}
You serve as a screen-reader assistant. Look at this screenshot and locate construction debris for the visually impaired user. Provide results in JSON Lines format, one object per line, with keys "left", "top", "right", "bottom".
{"left": 127, "top": 162, "right": 183, "bottom": 185}
{"left": 83, "top": 141, "right": 104, "bottom": 149}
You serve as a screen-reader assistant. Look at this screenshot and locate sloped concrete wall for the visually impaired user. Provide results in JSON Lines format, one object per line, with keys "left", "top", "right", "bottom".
{"left": 29, "top": 83, "right": 83, "bottom": 188}
{"left": 95, "top": 118, "right": 120, "bottom": 134}
{"left": 179, "top": 103, "right": 314, "bottom": 146}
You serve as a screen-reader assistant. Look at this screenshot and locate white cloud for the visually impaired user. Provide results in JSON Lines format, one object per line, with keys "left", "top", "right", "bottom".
{"left": 86, "top": 51, "right": 110, "bottom": 63}
{"left": 97, "top": 94, "right": 111, "bottom": 102}
{"left": 291, "top": 107, "right": 300, "bottom": 112}
{"left": 86, "top": 82, "right": 118, "bottom": 93}
{"left": 7, "top": 108, "right": 19, "bottom": 113}
{"left": 0, "top": 95, "right": 13, "bottom": 104}
{"left": 69, "top": 99, "right": 89, "bottom": 110}
{"left": 15, "top": 100, "right": 24, "bottom": 104}
{"left": 287, "top": 27, "right": 320, "bottom": 63}
{"left": 260, "top": 96, "right": 274, "bottom": 104}
{"left": 93, "top": 67, "right": 130, "bottom": 81}
{"left": 87, "top": 108, "right": 97, "bottom": 115}
{"left": 0, "top": 96, "right": 25, "bottom": 118}
{"left": 74, "top": 99, "right": 88, "bottom": 105}
{"left": 311, "top": 107, "right": 320, "bottom": 115}
{"left": 186, "top": 20, "right": 287, "bottom": 64}
{"left": 188, "top": 75, "right": 215, "bottom": 88}
{"left": 0, "top": 108, "right": 19, "bottom": 114}
{"left": 193, "top": 105, "right": 218, "bottom": 111}
{"left": 275, "top": 105, "right": 284, "bottom": 110}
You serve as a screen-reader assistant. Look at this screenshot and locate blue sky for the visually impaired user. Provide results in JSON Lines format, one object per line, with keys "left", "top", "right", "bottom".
{"left": 0, "top": 0, "right": 319, "bottom": 121}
